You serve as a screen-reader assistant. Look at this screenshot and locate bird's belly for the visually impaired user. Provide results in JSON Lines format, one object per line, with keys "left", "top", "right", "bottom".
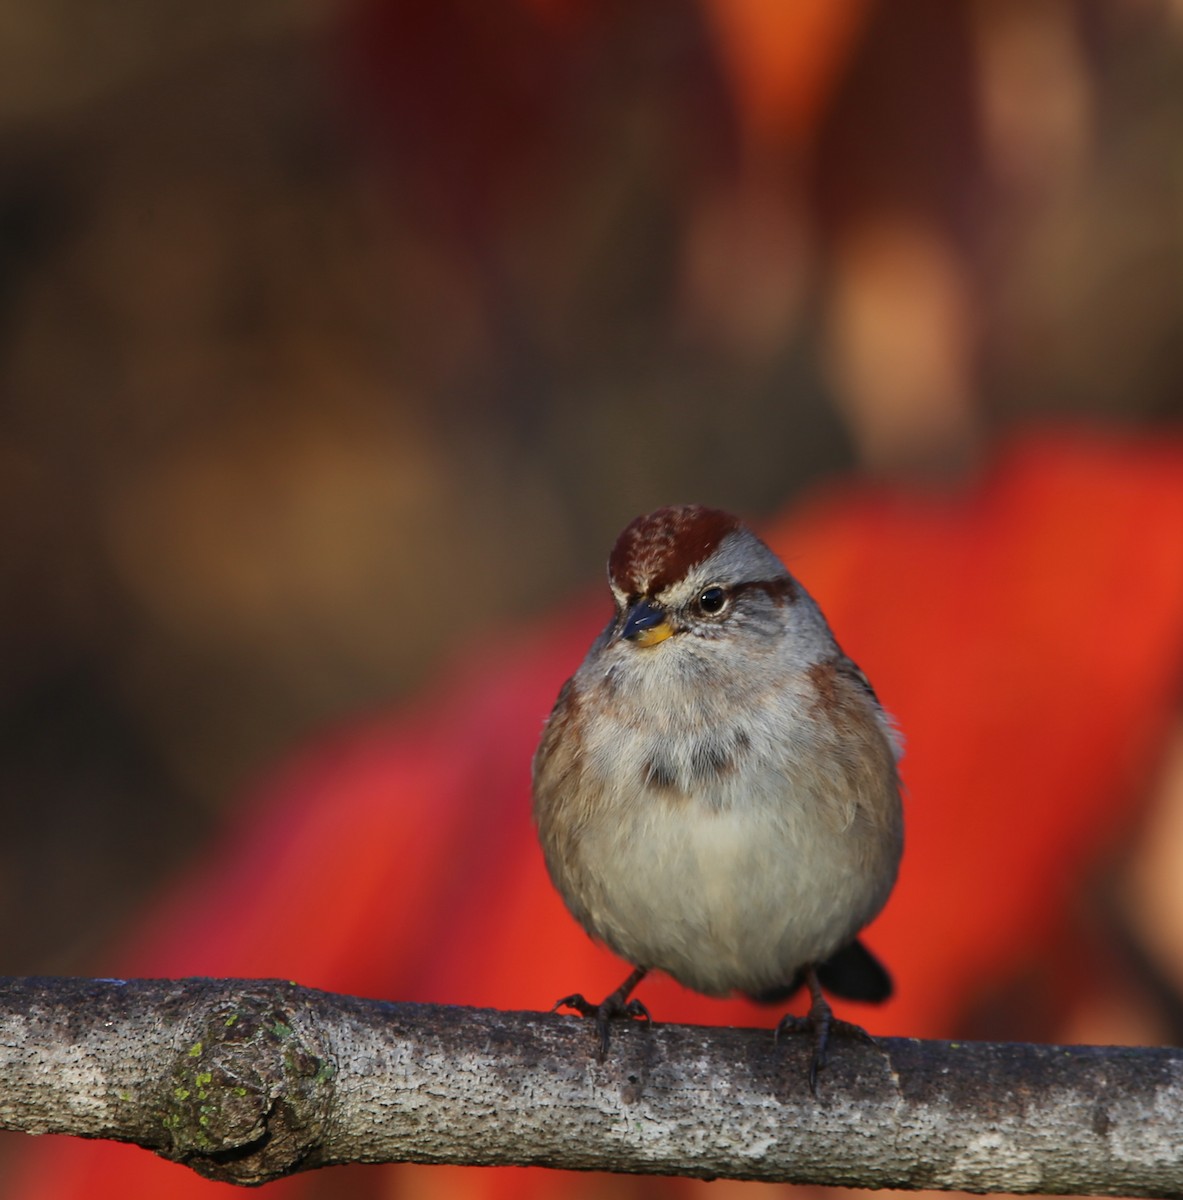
{"left": 569, "top": 793, "right": 890, "bottom": 997}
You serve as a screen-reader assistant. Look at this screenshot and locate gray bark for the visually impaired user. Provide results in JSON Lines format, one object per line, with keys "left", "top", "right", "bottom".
{"left": 0, "top": 976, "right": 1179, "bottom": 1193}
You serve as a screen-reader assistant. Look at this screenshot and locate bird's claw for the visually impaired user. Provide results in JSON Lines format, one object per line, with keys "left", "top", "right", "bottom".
{"left": 776, "top": 1010, "right": 877, "bottom": 1096}
{"left": 551, "top": 992, "right": 596, "bottom": 1017}
{"left": 552, "top": 990, "right": 651, "bottom": 1060}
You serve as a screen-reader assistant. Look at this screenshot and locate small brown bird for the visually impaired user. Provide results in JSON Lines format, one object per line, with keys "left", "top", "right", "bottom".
{"left": 532, "top": 505, "right": 903, "bottom": 1089}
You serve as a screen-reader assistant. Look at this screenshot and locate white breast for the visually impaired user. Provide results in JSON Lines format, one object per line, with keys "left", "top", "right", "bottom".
{"left": 566, "top": 725, "right": 898, "bottom": 997}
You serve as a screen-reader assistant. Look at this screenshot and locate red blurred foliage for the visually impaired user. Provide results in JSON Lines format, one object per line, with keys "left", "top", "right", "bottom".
{"left": 337, "top": 0, "right": 873, "bottom": 236}
{"left": 11, "top": 4, "right": 1183, "bottom": 1196}
{"left": 701, "top": 0, "right": 872, "bottom": 153}
{"left": 9, "top": 428, "right": 1183, "bottom": 1198}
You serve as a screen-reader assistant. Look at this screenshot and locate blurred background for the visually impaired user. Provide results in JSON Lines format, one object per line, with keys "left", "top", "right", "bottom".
{"left": 3, "top": 0, "right": 1183, "bottom": 1196}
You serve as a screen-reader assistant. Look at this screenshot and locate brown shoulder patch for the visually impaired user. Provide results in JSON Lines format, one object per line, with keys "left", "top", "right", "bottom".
{"left": 806, "top": 660, "right": 855, "bottom": 735}
{"left": 608, "top": 505, "right": 741, "bottom": 596}
{"left": 807, "top": 657, "right": 885, "bottom": 742}
{"left": 533, "top": 677, "right": 581, "bottom": 777}
{"left": 806, "top": 660, "right": 837, "bottom": 704}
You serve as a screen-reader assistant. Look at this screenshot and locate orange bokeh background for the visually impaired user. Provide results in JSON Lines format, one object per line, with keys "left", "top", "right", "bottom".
{"left": 3, "top": 1, "right": 1183, "bottom": 1197}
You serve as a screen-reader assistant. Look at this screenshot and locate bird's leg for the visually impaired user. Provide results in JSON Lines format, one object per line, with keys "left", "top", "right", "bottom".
{"left": 552, "top": 966, "right": 650, "bottom": 1059}
{"left": 775, "top": 964, "right": 877, "bottom": 1094}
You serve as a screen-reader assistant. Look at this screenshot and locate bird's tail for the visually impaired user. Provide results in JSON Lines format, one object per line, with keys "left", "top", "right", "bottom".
{"left": 748, "top": 938, "right": 893, "bottom": 1005}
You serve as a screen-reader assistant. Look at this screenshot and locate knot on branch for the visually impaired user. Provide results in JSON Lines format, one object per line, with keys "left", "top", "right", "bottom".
{"left": 162, "top": 986, "right": 335, "bottom": 1186}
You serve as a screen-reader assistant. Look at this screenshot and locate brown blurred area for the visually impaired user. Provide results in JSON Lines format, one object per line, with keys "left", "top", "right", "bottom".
{"left": 1, "top": 0, "right": 1182, "bottom": 982}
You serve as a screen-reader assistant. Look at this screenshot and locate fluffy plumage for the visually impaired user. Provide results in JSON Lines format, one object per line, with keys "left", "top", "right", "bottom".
{"left": 533, "top": 505, "right": 903, "bottom": 1086}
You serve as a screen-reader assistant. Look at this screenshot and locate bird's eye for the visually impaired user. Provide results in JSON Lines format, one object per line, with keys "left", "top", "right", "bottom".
{"left": 697, "top": 586, "right": 728, "bottom": 615}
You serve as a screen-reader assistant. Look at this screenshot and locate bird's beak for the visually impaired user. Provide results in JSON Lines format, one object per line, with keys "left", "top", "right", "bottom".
{"left": 621, "top": 598, "right": 673, "bottom": 647}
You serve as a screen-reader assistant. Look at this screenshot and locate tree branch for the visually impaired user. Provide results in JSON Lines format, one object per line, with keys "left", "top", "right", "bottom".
{"left": 0, "top": 976, "right": 1179, "bottom": 1193}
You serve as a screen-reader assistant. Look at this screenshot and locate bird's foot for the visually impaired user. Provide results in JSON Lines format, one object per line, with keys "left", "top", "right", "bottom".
{"left": 775, "top": 966, "right": 878, "bottom": 1095}
{"left": 552, "top": 966, "right": 650, "bottom": 1059}
{"left": 775, "top": 1010, "right": 877, "bottom": 1094}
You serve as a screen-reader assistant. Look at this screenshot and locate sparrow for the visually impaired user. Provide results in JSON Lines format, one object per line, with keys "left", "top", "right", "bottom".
{"left": 532, "top": 504, "right": 903, "bottom": 1090}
